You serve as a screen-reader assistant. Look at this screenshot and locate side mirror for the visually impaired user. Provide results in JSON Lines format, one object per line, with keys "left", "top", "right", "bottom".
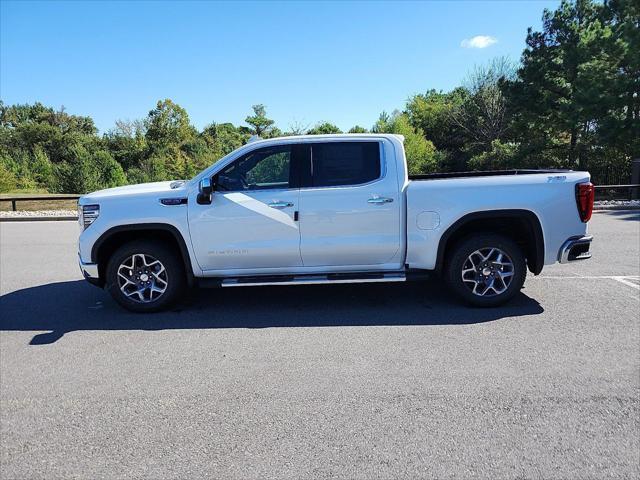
{"left": 197, "top": 177, "right": 213, "bottom": 205}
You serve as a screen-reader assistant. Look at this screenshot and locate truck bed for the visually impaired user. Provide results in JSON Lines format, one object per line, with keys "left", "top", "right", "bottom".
{"left": 405, "top": 168, "right": 590, "bottom": 270}
{"left": 409, "top": 169, "right": 572, "bottom": 181}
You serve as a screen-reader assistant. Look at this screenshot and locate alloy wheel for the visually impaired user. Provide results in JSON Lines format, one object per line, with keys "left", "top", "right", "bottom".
{"left": 461, "top": 247, "right": 514, "bottom": 297}
{"left": 117, "top": 253, "right": 168, "bottom": 303}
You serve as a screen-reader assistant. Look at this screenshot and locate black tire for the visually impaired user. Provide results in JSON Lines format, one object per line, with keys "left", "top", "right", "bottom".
{"left": 445, "top": 233, "right": 526, "bottom": 307}
{"left": 105, "top": 240, "right": 185, "bottom": 313}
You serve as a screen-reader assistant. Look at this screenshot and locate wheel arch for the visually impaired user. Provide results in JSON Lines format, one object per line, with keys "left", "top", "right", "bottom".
{"left": 91, "top": 223, "right": 196, "bottom": 287}
{"left": 435, "top": 209, "right": 545, "bottom": 275}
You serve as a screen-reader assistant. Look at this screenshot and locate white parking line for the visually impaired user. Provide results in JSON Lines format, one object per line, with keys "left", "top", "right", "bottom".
{"left": 612, "top": 276, "right": 640, "bottom": 291}
{"left": 536, "top": 275, "right": 640, "bottom": 291}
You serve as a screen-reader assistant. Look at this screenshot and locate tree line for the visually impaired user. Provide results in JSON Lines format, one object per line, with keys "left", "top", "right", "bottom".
{"left": 0, "top": 0, "right": 637, "bottom": 194}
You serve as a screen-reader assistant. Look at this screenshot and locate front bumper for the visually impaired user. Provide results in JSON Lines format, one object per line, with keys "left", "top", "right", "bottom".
{"left": 79, "top": 255, "right": 101, "bottom": 286}
{"left": 558, "top": 235, "right": 593, "bottom": 263}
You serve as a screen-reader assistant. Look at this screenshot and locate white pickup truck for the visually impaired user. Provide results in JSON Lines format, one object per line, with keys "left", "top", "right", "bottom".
{"left": 78, "top": 134, "right": 594, "bottom": 312}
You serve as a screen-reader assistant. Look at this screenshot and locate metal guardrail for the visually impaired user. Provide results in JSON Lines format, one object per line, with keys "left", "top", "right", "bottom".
{"left": 0, "top": 195, "right": 80, "bottom": 211}
{"left": 594, "top": 184, "right": 640, "bottom": 200}
{"left": 595, "top": 184, "right": 640, "bottom": 188}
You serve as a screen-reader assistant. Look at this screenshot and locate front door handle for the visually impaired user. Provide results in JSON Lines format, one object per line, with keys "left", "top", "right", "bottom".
{"left": 268, "top": 201, "right": 294, "bottom": 209}
{"left": 367, "top": 197, "right": 393, "bottom": 204}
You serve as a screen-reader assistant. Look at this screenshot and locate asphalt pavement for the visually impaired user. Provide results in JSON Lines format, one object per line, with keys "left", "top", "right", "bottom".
{"left": 0, "top": 211, "right": 638, "bottom": 479}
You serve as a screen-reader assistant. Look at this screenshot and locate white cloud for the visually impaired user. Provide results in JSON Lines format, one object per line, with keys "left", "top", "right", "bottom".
{"left": 461, "top": 35, "right": 498, "bottom": 49}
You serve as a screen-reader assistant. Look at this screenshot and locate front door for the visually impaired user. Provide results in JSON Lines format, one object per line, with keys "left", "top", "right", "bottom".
{"left": 189, "top": 145, "right": 302, "bottom": 272}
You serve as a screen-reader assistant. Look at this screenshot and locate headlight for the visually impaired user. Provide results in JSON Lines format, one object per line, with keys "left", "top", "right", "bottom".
{"left": 80, "top": 204, "right": 100, "bottom": 230}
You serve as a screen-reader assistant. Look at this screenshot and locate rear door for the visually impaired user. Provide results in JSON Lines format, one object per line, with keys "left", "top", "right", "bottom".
{"left": 298, "top": 140, "right": 402, "bottom": 268}
{"left": 189, "top": 144, "right": 303, "bottom": 272}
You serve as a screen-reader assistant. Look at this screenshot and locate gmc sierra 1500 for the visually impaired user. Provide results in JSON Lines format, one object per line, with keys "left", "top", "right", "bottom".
{"left": 78, "top": 134, "right": 594, "bottom": 312}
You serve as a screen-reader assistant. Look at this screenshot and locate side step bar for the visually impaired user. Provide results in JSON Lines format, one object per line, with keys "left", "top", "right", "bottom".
{"left": 217, "top": 272, "right": 406, "bottom": 288}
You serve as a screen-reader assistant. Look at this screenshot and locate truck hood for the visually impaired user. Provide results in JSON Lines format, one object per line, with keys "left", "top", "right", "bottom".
{"left": 80, "top": 180, "right": 188, "bottom": 203}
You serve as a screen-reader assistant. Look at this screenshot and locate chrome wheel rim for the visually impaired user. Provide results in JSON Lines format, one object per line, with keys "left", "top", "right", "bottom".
{"left": 461, "top": 247, "right": 514, "bottom": 297}
{"left": 117, "top": 254, "right": 168, "bottom": 303}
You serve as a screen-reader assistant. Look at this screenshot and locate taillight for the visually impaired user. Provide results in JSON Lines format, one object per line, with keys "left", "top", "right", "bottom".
{"left": 575, "top": 182, "right": 594, "bottom": 222}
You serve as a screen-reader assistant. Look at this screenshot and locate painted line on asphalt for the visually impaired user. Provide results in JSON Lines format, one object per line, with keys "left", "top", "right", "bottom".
{"left": 536, "top": 275, "right": 640, "bottom": 291}
{"left": 612, "top": 276, "right": 640, "bottom": 291}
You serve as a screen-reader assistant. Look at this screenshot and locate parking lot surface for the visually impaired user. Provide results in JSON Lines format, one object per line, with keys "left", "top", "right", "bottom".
{"left": 1, "top": 211, "right": 639, "bottom": 479}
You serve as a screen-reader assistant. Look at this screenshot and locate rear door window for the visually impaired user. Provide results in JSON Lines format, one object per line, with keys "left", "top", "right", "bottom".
{"left": 311, "top": 142, "right": 381, "bottom": 187}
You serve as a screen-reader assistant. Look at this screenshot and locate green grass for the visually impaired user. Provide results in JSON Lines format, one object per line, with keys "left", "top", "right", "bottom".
{"left": 1, "top": 187, "right": 50, "bottom": 194}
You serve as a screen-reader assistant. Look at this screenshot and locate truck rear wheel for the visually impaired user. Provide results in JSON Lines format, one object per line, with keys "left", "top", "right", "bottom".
{"left": 445, "top": 233, "right": 526, "bottom": 307}
{"left": 105, "top": 240, "right": 185, "bottom": 313}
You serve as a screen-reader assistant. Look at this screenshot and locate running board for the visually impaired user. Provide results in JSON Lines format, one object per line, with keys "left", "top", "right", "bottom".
{"left": 218, "top": 272, "right": 406, "bottom": 288}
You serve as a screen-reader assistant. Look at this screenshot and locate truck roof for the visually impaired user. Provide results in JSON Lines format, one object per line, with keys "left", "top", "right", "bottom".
{"left": 247, "top": 133, "right": 405, "bottom": 146}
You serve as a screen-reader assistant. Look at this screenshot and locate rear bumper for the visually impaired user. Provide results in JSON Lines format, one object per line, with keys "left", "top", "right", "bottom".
{"left": 558, "top": 235, "right": 593, "bottom": 263}
{"left": 79, "top": 255, "right": 101, "bottom": 287}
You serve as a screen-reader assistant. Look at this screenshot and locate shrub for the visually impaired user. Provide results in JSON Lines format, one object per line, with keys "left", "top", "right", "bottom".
{"left": 468, "top": 140, "right": 519, "bottom": 170}
{"left": 0, "top": 161, "right": 18, "bottom": 192}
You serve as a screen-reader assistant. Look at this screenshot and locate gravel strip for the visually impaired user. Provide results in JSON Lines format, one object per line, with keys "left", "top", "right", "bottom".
{"left": 594, "top": 200, "right": 640, "bottom": 210}
{"left": 0, "top": 210, "right": 77, "bottom": 218}
{"left": 595, "top": 199, "right": 640, "bottom": 207}
{"left": 0, "top": 210, "right": 78, "bottom": 221}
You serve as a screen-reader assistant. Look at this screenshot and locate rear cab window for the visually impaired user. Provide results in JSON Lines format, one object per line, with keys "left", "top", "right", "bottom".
{"left": 310, "top": 142, "right": 381, "bottom": 187}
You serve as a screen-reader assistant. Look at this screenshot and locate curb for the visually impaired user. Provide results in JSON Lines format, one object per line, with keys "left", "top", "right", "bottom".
{"left": 593, "top": 206, "right": 640, "bottom": 211}
{"left": 0, "top": 216, "right": 78, "bottom": 222}
{"left": 1, "top": 206, "right": 638, "bottom": 223}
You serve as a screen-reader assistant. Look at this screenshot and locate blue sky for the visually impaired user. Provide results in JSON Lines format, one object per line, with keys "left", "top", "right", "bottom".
{"left": 1, "top": 0, "right": 560, "bottom": 134}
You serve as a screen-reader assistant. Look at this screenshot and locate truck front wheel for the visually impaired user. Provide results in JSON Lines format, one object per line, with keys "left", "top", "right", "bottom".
{"left": 445, "top": 234, "right": 526, "bottom": 307}
{"left": 105, "top": 240, "right": 185, "bottom": 313}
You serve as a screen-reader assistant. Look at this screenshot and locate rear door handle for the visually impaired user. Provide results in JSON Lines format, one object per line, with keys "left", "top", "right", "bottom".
{"left": 268, "top": 201, "right": 294, "bottom": 209}
{"left": 367, "top": 197, "right": 393, "bottom": 204}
